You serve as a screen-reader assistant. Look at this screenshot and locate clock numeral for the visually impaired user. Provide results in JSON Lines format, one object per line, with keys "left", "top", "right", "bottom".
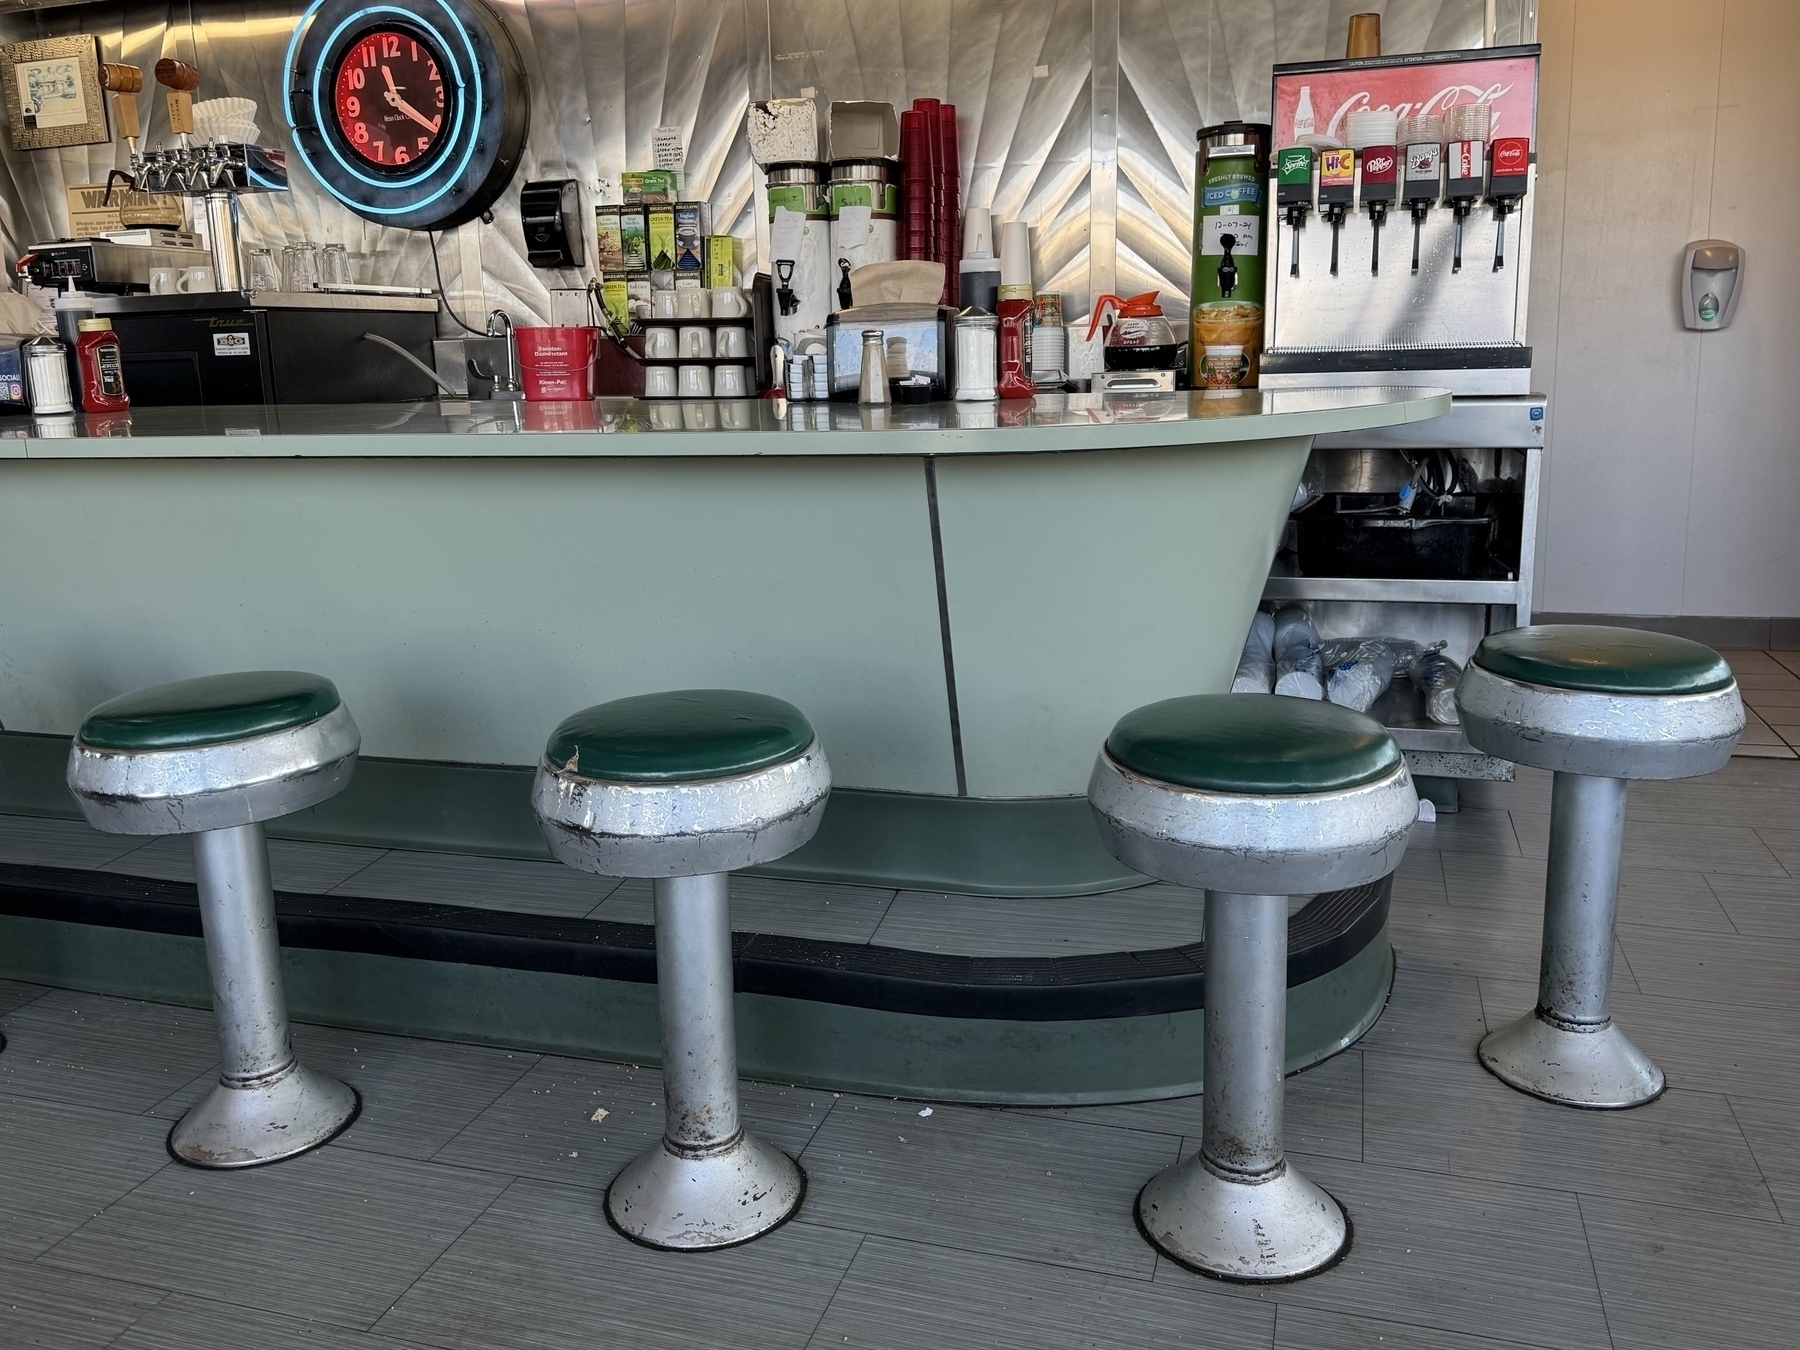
{"left": 418, "top": 136, "right": 431, "bottom": 153}
{"left": 395, "top": 147, "right": 410, "bottom": 164}
{"left": 435, "top": 86, "right": 445, "bottom": 107}
{"left": 427, "top": 60, "right": 438, "bottom": 81}
{"left": 373, "top": 140, "right": 386, "bottom": 161}
{"left": 381, "top": 33, "right": 401, "bottom": 58}
{"left": 410, "top": 41, "right": 420, "bottom": 61}
{"left": 349, "top": 67, "right": 365, "bottom": 89}
{"left": 344, "top": 95, "right": 359, "bottom": 118}
{"left": 361, "top": 42, "right": 377, "bottom": 68}
{"left": 352, "top": 121, "right": 369, "bottom": 145}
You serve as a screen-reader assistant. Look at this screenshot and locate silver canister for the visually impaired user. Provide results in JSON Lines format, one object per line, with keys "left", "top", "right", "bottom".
{"left": 858, "top": 329, "right": 890, "bottom": 405}
{"left": 23, "top": 336, "right": 73, "bottom": 415}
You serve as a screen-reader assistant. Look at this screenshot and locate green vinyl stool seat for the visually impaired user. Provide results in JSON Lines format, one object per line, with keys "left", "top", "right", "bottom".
{"left": 65, "top": 671, "right": 362, "bottom": 1168}
{"left": 532, "top": 689, "right": 831, "bottom": 1251}
{"left": 1456, "top": 625, "right": 1745, "bottom": 1110}
{"left": 1089, "top": 694, "right": 1417, "bottom": 1283}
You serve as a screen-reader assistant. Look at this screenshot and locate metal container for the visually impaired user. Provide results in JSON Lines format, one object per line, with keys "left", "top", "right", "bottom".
{"left": 1191, "top": 122, "right": 1271, "bottom": 388}
{"left": 23, "top": 336, "right": 73, "bottom": 414}
{"left": 829, "top": 158, "right": 899, "bottom": 309}
{"left": 766, "top": 163, "right": 832, "bottom": 345}
{"left": 858, "top": 328, "right": 890, "bottom": 404}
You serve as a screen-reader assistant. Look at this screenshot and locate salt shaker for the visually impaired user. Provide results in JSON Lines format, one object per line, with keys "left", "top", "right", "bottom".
{"left": 858, "top": 328, "right": 889, "bottom": 405}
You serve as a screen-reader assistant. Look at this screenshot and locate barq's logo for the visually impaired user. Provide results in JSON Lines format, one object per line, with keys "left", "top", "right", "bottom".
{"left": 1324, "top": 82, "right": 1515, "bottom": 140}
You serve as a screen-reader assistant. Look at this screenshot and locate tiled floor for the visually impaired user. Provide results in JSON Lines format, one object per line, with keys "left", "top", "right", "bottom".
{"left": 1719, "top": 649, "right": 1800, "bottom": 758}
{"left": 2, "top": 751, "right": 1798, "bottom": 1347}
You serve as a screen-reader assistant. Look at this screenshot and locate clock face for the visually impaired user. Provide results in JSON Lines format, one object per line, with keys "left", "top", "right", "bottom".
{"left": 331, "top": 28, "right": 446, "bottom": 171}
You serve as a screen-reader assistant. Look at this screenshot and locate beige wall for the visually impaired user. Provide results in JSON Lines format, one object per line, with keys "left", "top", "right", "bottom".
{"left": 1530, "top": 0, "right": 1800, "bottom": 619}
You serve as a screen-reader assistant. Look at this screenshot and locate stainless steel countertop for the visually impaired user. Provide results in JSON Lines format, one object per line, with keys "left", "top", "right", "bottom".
{"left": 92, "top": 290, "right": 440, "bottom": 315}
{"left": 0, "top": 386, "right": 1453, "bottom": 460}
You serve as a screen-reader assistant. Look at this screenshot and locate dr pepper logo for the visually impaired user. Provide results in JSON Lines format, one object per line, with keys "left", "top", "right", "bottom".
{"left": 1362, "top": 152, "right": 1396, "bottom": 176}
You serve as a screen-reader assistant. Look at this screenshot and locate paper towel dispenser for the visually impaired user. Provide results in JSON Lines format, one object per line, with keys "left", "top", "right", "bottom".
{"left": 1682, "top": 239, "right": 1742, "bottom": 331}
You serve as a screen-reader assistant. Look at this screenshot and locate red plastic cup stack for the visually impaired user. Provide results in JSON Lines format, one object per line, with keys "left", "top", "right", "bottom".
{"left": 937, "top": 103, "right": 960, "bottom": 303}
{"left": 900, "top": 109, "right": 934, "bottom": 262}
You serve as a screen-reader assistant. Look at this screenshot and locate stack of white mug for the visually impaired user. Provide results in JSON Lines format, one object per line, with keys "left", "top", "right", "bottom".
{"left": 641, "top": 286, "right": 751, "bottom": 399}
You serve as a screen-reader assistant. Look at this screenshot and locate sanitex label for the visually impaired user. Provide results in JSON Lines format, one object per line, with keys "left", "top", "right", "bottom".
{"left": 213, "top": 331, "right": 252, "bottom": 357}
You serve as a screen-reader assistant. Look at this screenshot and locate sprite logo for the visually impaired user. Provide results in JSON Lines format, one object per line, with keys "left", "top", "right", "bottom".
{"left": 1279, "top": 150, "right": 1311, "bottom": 178}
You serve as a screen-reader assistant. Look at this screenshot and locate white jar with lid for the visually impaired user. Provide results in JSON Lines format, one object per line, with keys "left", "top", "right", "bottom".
{"left": 953, "top": 308, "right": 998, "bottom": 401}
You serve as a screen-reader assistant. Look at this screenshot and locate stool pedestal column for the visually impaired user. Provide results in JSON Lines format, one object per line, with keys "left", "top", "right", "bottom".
{"left": 1136, "top": 892, "right": 1349, "bottom": 1281}
{"left": 605, "top": 872, "right": 803, "bottom": 1250}
{"left": 171, "top": 822, "right": 358, "bottom": 1167}
{"left": 1479, "top": 772, "right": 1664, "bottom": 1107}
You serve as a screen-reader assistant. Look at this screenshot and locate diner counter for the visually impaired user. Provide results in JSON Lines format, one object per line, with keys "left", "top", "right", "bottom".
{"left": 0, "top": 385, "right": 1450, "bottom": 458}
{"left": 0, "top": 385, "right": 1448, "bottom": 895}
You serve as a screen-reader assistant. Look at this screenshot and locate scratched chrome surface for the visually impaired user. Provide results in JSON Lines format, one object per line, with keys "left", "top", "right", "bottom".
{"left": 0, "top": 0, "right": 1528, "bottom": 329}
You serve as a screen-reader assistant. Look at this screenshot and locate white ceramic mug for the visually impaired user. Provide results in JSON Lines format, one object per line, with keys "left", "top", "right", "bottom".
{"left": 180, "top": 266, "right": 216, "bottom": 294}
{"left": 714, "top": 326, "right": 749, "bottom": 360}
{"left": 643, "top": 326, "right": 678, "bottom": 361}
{"left": 674, "top": 287, "right": 711, "bottom": 319}
{"left": 713, "top": 364, "right": 747, "bottom": 397}
{"left": 678, "top": 325, "right": 713, "bottom": 359}
{"left": 648, "top": 402, "right": 683, "bottom": 429}
{"left": 643, "top": 364, "right": 677, "bottom": 398}
{"left": 710, "top": 288, "right": 748, "bottom": 319}
{"left": 650, "top": 290, "right": 679, "bottom": 321}
{"left": 682, "top": 401, "right": 719, "bottom": 430}
{"left": 720, "top": 400, "right": 755, "bottom": 429}
{"left": 677, "top": 364, "right": 712, "bottom": 397}
{"left": 148, "top": 267, "right": 178, "bottom": 295}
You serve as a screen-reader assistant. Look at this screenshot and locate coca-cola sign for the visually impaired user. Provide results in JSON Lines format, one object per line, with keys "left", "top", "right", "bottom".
{"left": 1492, "top": 137, "right": 1529, "bottom": 171}
{"left": 1274, "top": 54, "right": 1535, "bottom": 147}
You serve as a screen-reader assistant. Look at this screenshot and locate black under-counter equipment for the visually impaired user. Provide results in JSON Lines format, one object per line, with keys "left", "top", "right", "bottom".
{"left": 93, "top": 291, "right": 439, "bottom": 405}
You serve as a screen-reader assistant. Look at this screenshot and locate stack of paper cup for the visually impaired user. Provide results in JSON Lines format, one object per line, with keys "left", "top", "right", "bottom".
{"left": 1345, "top": 109, "right": 1398, "bottom": 150}
{"left": 1444, "top": 102, "right": 1492, "bottom": 144}
{"left": 1396, "top": 113, "right": 1445, "bottom": 146}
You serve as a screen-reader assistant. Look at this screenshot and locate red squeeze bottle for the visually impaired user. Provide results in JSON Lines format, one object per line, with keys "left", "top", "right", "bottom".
{"left": 76, "top": 318, "right": 129, "bottom": 412}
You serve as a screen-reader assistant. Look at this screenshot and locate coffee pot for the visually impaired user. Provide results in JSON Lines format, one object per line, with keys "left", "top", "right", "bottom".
{"left": 1086, "top": 291, "right": 1180, "bottom": 371}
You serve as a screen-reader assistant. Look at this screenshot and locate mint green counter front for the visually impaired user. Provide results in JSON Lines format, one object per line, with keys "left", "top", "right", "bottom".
{"left": 0, "top": 387, "right": 1449, "bottom": 896}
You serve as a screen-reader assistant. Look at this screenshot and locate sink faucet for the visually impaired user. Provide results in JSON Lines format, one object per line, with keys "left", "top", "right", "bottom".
{"left": 485, "top": 310, "right": 521, "bottom": 399}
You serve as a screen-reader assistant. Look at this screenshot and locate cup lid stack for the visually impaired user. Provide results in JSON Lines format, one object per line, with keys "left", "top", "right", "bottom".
{"left": 1344, "top": 109, "right": 1397, "bottom": 150}
{"left": 1443, "top": 102, "right": 1492, "bottom": 143}
{"left": 1395, "top": 113, "right": 1444, "bottom": 146}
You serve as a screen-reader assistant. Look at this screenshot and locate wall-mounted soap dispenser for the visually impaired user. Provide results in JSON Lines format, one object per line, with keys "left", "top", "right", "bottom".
{"left": 1682, "top": 240, "right": 1743, "bottom": 330}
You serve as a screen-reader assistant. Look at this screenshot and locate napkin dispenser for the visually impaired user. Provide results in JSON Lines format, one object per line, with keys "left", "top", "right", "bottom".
{"left": 825, "top": 303, "right": 952, "bottom": 400}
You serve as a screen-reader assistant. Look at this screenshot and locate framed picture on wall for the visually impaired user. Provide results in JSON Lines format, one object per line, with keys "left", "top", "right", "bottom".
{"left": 0, "top": 35, "right": 110, "bottom": 151}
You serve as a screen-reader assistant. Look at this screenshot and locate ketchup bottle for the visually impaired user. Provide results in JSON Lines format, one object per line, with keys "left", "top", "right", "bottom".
{"left": 76, "top": 318, "right": 129, "bottom": 413}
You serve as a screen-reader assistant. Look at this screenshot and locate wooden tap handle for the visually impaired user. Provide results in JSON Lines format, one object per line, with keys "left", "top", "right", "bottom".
{"left": 101, "top": 62, "right": 143, "bottom": 94}
{"left": 154, "top": 59, "right": 200, "bottom": 92}
{"left": 114, "top": 91, "right": 142, "bottom": 140}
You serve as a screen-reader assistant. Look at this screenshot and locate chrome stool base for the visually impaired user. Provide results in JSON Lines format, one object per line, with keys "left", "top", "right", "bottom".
{"left": 1137, "top": 1155, "right": 1349, "bottom": 1283}
{"left": 170, "top": 1061, "right": 360, "bottom": 1168}
{"left": 607, "top": 1131, "right": 804, "bottom": 1251}
{"left": 1479, "top": 1009, "right": 1665, "bottom": 1109}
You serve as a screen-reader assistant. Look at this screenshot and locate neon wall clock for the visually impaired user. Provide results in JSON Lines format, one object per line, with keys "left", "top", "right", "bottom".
{"left": 285, "top": 0, "right": 528, "bottom": 230}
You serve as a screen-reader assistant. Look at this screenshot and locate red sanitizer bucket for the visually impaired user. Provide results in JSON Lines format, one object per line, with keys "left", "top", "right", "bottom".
{"left": 516, "top": 325, "right": 598, "bottom": 401}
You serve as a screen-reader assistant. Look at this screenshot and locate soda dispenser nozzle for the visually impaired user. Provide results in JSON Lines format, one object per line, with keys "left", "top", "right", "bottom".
{"left": 1358, "top": 144, "right": 1397, "bottom": 275}
{"left": 1445, "top": 139, "right": 1485, "bottom": 273}
{"left": 1317, "top": 147, "right": 1355, "bottom": 277}
{"left": 1275, "top": 146, "right": 1315, "bottom": 278}
{"left": 1401, "top": 142, "right": 1443, "bottom": 274}
{"left": 1486, "top": 137, "right": 1530, "bottom": 271}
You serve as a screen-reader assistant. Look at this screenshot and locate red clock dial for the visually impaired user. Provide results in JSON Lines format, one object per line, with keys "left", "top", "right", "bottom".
{"left": 331, "top": 28, "right": 446, "bottom": 170}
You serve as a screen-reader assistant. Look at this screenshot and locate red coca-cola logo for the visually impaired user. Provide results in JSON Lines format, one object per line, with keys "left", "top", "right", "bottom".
{"left": 1363, "top": 153, "right": 1395, "bottom": 176}
{"left": 1493, "top": 138, "right": 1529, "bottom": 171}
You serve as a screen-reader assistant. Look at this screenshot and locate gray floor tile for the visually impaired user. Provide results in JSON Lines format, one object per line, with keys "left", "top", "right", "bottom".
{"left": 331, "top": 848, "right": 621, "bottom": 917}
{"left": 869, "top": 884, "right": 1208, "bottom": 957}
{"left": 807, "top": 1234, "right": 1276, "bottom": 1350}
{"left": 1024, "top": 1047, "right": 1363, "bottom": 1163}
{"left": 102, "top": 835, "right": 389, "bottom": 894}
{"left": 593, "top": 873, "right": 898, "bottom": 943}
{"left": 1390, "top": 849, "right": 1446, "bottom": 902}
{"left": 1581, "top": 1193, "right": 1800, "bottom": 1350}
{"left": 1458, "top": 765, "right": 1553, "bottom": 815}
{"left": 0, "top": 811, "right": 143, "bottom": 870}
{"left": 0, "top": 976, "right": 49, "bottom": 1016}
{"left": 1387, "top": 894, "right": 1637, "bottom": 994}
{"left": 146, "top": 1023, "right": 539, "bottom": 1162}
{"left": 0, "top": 1253, "right": 167, "bottom": 1348}
{"left": 109, "top": 1293, "right": 430, "bottom": 1349}
{"left": 1483, "top": 974, "right": 1800, "bottom": 1108}
{"left": 1203, "top": 1155, "right": 1612, "bottom": 1350}
{"left": 375, "top": 1178, "right": 860, "bottom": 1350}
{"left": 1726, "top": 1095, "right": 1800, "bottom": 1222}
{"left": 1402, "top": 807, "right": 1521, "bottom": 858}
{"left": 1754, "top": 827, "right": 1800, "bottom": 875}
{"left": 1363, "top": 1051, "right": 1779, "bottom": 1220}
{"left": 1705, "top": 873, "right": 1800, "bottom": 939}
{"left": 0, "top": 1093, "right": 173, "bottom": 1260}
{"left": 41, "top": 1146, "right": 510, "bottom": 1330}
{"left": 1273, "top": 1306, "right": 1555, "bottom": 1350}
{"left": 1442, "top": 853, "right": 1738, "bottom": 935}
{"left": 799, "top": 1095, "right": 1177, "bottom": 1279}
{"left": 1616, "top": 923, "right": 1800, "bottom": 1011}
{"left": 1625, "top": 777, "right": 1800, "bottom": 831}
{"left": 431, "top": 1054, "right": 833, "bottom": 1192}
{"left": 1355, "top": 962, "right": 1487, "bottom": 1064}
{"left": 0, "top": 988, "right": 220, "bottom": 1113}
{"left": 1512, "top": 814, "right": 1788, "bottom": 876}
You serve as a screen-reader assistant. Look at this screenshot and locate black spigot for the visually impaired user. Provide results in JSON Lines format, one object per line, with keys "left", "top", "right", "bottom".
{"left": 1275, "top": 146, "right": 1315, "bottom": 278}
{"left": 837, "top": 258, "right": 854, "bottom": 309}
{"left": 1215, "top": 233, "right": 1239, "bottom": 298}
{"left": 775, "top": 258, "right": 799, "bottom": 316}
{"left": 1317, "top": 148, "right": 1355, "bottom": 277}
{"left": 1401, "top": 142, "right": 1442, "bottom": 273}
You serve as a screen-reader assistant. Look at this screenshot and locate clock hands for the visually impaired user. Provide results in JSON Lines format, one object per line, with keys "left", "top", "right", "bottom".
{"left": 380, "top": 64, "right": 440, "bottom": 135}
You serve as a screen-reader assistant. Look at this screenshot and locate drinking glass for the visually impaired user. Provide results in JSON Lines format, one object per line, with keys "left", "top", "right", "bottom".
{"left": 245, "top": 247, "right": 279, "bottom": 292}
{"left": 282, "top": 243, "right": 320, "bottom": 292}
{"left": 320, "top": 243, "right": 352, "bottom": 287}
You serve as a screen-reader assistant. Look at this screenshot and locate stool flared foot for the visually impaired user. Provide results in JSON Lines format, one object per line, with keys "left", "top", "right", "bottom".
{"left": 1478, "top": 1008, "right": 1664, "bottom": 1109}
{"left": 1136, "top": 1155, "right": 1349, "bottom": 1282}
{"left": 169, "top": 1062, "right": 359, "bottom": 1168}
{"left": 606, "top": 1131, "right": 804, "bottom": 1251}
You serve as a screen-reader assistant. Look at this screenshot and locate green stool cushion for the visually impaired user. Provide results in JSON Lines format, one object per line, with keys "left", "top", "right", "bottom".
{"left": 546, "top": 689, "right": 814, "bottom": 783}
{"left": 1474, "top": 625, "right": 1733, "bottom": 697}
{"left": 79, "top": 671, "right": 341, "bottom": 752}
{"left": 1106, "top": 694, "right": 1402, "bottom": 796}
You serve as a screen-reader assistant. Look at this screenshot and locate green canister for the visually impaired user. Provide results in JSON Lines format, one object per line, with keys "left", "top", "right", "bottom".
{"left": 1190, "top": 122, "right": 1270, "bottom": 387}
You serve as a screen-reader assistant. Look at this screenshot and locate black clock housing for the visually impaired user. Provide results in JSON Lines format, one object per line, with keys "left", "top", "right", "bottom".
{"left": 286, "top": 0, "right": 529, "bottom": 231}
